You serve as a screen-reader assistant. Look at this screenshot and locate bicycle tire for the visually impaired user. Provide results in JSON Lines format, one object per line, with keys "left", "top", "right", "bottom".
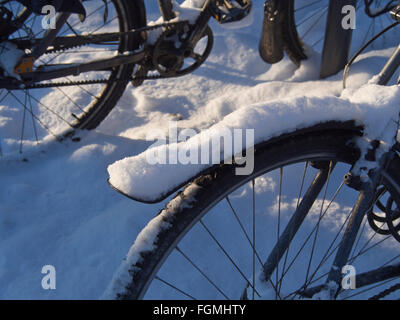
{"left": 280, "top": 0, "right": 357, "bottom": 77}
{"left": 70, "top": 0, "right": 146, "bottom": 130}
{"left": 0, "top": 0, "right": 146, "bottom": 155}
{"left": 107, "top": 124, "right": 400, "bottom": 299}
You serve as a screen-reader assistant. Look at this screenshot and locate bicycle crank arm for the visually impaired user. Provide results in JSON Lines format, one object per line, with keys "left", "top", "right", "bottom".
{"left": 20, "top": 51, "right": 146, "bottom": 84}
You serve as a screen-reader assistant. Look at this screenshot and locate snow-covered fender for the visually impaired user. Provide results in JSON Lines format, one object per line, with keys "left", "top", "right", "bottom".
{"left": 108, "top": 121, "right": 362, "bottom": 204}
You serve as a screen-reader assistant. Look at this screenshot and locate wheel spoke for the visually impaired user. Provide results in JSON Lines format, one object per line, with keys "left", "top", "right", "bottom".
{"left": 275, "top": 168, "right": 283, "bottom": 299}
{"left": 27, "top": 90, "right": 39, "bottom": 145}
{"left": 300, "top": 8, "right": 328, "bottom": 40}
{"left": 279, "top": 174, "right": 346, "bottom": 287}
{"left": 155, "top": 276, "right": 197, "bottom": 300}
{"left": 302, "top": 161, "right": 334, "bottom": 290}
{"left": 225, "top": 196, "right": 263, "bottom": 266}
{"left": 199, "top": 219, "right": 261, "bottom": 298}
{"left": 294, "top": 0, "right": 324, "bottom": 13}
{"left": 262, "top": 165, "right": 332, "bottom": 287}
{"left": 225, "top": 193, "right": 280, "bottom": 299}
{"left": 19, "top": 90, "right": 27, "bottom": 153}
{"left": 343, "top": 278, "right": 396, "bottom": 300}
{"left": 279, "top": 161, "right": 309, "bottom": 293}
{"left": 296, "top": 7, "right": 328, "bottom": 29}
{"left": 281, "top": 180, "right": 347, "bottom": 295}
{"left": 8, "top": 90, "right": 60, "bottom": 140}
{"left": 252, "top": 179, "right": 256, "bottom": 300}
{"left": 175, "top": 246, "right": 230, "bottom": 300}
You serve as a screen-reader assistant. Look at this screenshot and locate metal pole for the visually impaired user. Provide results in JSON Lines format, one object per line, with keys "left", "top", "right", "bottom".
{"left": 320, "top": 0, "right": 357, "bottom": 79}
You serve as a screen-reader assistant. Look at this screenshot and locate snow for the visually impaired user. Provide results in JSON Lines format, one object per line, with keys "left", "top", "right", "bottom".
{"left": 108, "top": 84, "right": 400, "bottom": 203}
{"left": 101, "top": 182, "right": 200, "bottom": 299}
{"left": 0, "top": 42, "right": 24, "bottom": 79}
{"left": 0, "top": 0, "right": 399, "bottom": 299}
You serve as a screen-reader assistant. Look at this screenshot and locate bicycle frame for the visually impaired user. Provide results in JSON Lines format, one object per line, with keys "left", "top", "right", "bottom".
{"left": 376, "top": 43, "right": 400, "bottom": 85}
{"left": 0, "top": 0, "right": 218, "bottom": 89}
{"left": 276, "top": 40, "right": 400, "bottom": 298}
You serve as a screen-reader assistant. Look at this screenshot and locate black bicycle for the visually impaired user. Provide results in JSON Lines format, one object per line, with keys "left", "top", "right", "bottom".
{"left": 0, "top": 0, "right": 396, "bottom": 157}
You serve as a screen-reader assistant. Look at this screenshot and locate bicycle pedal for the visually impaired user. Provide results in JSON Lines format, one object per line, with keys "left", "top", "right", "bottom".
{"left": 211, "top": 0, "right": 252, "bottom": 24}
{"left": 390, "top": 5, "right": 400, "bottom": 22}
{"left": 14, "top": 56, "right": 35, "bottom": 75}
{"left": 131, "top": 65, "right": 148, "bottom": 87}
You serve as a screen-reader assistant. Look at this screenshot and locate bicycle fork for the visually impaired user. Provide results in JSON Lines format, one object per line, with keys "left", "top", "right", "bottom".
{"left": 259, "top": 122, "right": 399, "bottom": 299}
{"left": 321, "top": 118, "right": 399, "bottom": 299}
{"left": 323, "top": 166, "right": 384, "bottom": 298}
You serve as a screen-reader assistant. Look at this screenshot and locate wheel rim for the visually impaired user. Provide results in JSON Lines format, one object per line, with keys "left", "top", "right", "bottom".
{"left": 136, "top": 146, "right": 400, "bottom": 300}
{"left": 0, "top": 0, "right": 128, "bottom": 156}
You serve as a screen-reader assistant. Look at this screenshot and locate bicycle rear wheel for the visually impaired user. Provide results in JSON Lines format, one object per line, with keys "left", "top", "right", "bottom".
{"left": 0, "top": 0, "right": 145, "bottom": 157}
{"left": 263, "top": 0, "right": 398, "bottom": 78}
{"left": 106, "top": 125, "right": 400, "bottom": 299}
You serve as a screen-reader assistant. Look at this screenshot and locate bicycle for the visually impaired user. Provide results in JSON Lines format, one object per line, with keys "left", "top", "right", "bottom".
{"left": 0, "top": 0, "right": 396, "bottom": 157}
{"left": 260, "top": 0, "right": 399, "bottom": 78}
{"left": 103, "top": 2, "right": 400, "bottom": 300}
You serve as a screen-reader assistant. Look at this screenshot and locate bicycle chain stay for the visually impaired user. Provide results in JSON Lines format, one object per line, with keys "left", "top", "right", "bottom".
{"left": 15, "top": 20, "right": 191, "bottom": 89}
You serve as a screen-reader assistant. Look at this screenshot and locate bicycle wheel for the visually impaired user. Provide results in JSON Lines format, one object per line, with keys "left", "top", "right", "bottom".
{"left": 278, "top": 0, "right": 398, "bottom": 77}
{"left": 108, "top": 125, "right": 400, "bottom": 299}
{"left": 0, "top": 0, "right": 145, "bottom": 156}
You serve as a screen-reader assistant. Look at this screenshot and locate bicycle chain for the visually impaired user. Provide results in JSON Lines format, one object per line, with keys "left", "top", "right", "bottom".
{"left": 23, "top": 20, "right": 188, "bottom": 89}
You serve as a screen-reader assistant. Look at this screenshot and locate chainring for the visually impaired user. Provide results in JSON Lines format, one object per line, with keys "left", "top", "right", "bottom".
{"left": 152, "top": 24, "right": 214, "bottom": 78}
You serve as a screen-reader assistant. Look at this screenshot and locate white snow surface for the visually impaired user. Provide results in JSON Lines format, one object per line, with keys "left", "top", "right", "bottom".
{"left": 0, "top": 42, "right": 24, "bottom": 79}
{"left": 0, "top": 0, "right": 400, "bottom": 299}
{"left": 101, "top": 182, "right": 200, "bottom": 299}
{"left": 108, "top": 84, "right": 400, "bottom": 202}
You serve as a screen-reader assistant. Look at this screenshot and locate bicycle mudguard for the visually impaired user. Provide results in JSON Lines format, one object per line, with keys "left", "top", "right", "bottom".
{"left": 108, "top": 121, "right": 361, "bottom": 204}
{"left": 259, "top": 0, "right": 284, "bottom": 64}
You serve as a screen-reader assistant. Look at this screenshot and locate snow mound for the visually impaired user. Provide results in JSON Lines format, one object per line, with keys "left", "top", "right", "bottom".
{"left": 108, "top": 84, "right": 400, "bottom": 203}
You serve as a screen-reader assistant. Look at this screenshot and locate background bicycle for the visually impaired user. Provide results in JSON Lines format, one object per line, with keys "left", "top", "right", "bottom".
{"left": 260, "top": 0, "right": 399, "bottom": 78}
{"left": 0, "top": 0, "right": 398, "bottom": 158}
